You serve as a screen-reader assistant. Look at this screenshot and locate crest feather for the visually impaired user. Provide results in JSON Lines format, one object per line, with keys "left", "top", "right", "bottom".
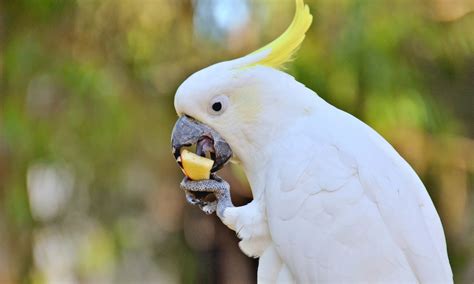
{"left": 246, "top": 0, "right": 313, "bottom": 69}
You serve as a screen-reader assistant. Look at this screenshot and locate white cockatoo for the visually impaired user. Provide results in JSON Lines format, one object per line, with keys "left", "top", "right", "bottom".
{"left": 171, "top": 0, "right": 453, "bottom": 282}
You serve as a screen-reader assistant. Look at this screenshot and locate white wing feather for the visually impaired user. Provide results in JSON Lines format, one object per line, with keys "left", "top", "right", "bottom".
{"left": 265, "top": 106, "right": 453, "bottom": 283}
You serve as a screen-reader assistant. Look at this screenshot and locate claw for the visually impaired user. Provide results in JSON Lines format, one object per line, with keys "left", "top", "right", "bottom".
{"left": 185, "top": 190, "right": 202, "bottom": 205}
{"left": 199, "top": 202, "right": 217, "bottom": 215}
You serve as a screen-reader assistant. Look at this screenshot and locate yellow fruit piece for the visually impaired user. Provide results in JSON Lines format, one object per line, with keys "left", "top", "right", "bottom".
{"left": 181, "top": 149, "right": 214, "bottom": 180}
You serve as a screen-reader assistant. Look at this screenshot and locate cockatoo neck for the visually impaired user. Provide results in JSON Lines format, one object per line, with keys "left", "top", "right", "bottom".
{"left": 225, "top": 70, "right": 328, "bottom": 200}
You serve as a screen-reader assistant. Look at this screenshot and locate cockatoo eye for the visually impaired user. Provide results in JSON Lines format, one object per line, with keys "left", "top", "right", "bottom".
{"left": 212, "top": 102, "right": 222, "bottom": 112}
{"left": 209, "top": 95, "right": 228, "bottom": 115}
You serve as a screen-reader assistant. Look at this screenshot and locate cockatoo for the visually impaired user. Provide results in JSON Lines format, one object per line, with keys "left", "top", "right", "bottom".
{"left": 171, "top": 0, "right": 453, "bottom": 282}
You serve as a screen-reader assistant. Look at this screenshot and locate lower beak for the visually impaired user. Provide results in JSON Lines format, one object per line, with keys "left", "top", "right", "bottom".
{"left": 171, "top": 116, "right": 233, "bottom": 173}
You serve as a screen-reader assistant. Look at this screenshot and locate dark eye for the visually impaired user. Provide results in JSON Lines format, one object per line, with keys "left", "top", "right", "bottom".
{"left": 212, "top": 102, "right": 222, "bottom": 112}
{"left": 209, "top": 95, "right": 228, "bottom": 115}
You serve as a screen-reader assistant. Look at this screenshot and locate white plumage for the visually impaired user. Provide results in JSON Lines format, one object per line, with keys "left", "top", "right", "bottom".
{"left": 176, "top": 65, "right": 452, "bottom": 283}
{"left": 257, "top": 79, "right": 452, "bottom": 283}
{"left": 173, "top": 1, "right": 453, "bottom": 282}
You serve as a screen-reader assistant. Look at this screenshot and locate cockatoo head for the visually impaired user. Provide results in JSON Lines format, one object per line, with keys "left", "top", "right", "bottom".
{"left": 172, "top": 0, "right": 313, "bottom": 177}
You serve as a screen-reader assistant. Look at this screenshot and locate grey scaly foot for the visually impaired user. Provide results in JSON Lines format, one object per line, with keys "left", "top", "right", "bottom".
{"left": 180, "top": 174, "right": 233, "bottom": 218}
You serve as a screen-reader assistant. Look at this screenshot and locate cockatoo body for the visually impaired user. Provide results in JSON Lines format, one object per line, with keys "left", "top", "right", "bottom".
{"left": 171, "top": 1, "right": 453, "bottom": 283}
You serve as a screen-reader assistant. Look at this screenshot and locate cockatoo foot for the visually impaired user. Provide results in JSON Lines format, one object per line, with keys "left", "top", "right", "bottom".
{"left": 180, "top": 173, "right": 234, "bottom": 217}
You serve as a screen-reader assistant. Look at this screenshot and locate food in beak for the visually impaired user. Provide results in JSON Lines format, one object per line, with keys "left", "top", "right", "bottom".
{"left": 171, "top": 116, "right": 233, "bottom": 211}
{"left": 180, "top": 149, "right": 214, "bottom": 180}
{"left": 171, "top": 115, "right": 233, "bottom": 174}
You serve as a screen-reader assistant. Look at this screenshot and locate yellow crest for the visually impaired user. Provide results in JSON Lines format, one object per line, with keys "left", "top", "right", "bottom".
{"left": 245, "top": 0, "right": 313, "bottom": 69}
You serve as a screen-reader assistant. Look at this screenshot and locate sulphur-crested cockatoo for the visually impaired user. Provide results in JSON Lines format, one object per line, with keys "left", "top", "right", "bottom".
{"left": 171, "top": 0, "right": 453, "bottom": 282}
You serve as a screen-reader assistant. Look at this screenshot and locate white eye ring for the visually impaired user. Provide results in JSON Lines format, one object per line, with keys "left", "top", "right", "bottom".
{"left": 209, "top": 95, "right": 229, "bottom": 115}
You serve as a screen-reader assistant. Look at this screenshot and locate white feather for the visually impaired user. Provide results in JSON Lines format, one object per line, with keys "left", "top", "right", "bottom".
{"left": 175, "top": 62, "right": 453, "bottom": 283}
{"left": 262, "top": 105, "right": 452, "bottom": 282}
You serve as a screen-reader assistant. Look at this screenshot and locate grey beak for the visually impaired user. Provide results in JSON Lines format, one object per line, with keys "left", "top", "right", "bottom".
{"left": 171, "top": 116, "right": 233, "bottom": 173}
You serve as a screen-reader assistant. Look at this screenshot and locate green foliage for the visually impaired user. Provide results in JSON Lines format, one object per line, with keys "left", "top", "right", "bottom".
{"left": 0, "top": 0, "right": 472, "bottom": 283}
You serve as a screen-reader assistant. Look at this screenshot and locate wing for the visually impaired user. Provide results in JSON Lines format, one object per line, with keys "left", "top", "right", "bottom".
{"left": 354, "top": 117, "right": 453, "bottom": 283}
{"left": 265, "top": 113, "right": 452, "bottom": 283}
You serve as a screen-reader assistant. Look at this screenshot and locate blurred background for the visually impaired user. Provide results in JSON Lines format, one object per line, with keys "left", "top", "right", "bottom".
{"left": 0, "top": 0, "right": 473, "bottom": 283}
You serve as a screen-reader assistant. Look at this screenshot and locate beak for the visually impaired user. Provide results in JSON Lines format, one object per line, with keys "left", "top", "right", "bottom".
{"left": 171, "top": 115, "right": 233, "bottom": 173}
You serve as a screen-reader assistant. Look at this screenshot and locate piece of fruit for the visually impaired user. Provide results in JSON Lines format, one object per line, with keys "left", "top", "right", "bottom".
{"left": 181, "top": 149, "right": 214, "bottom": 180}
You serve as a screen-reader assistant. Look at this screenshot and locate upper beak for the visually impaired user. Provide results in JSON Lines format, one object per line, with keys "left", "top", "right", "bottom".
{"left": 171, "top": 115, "right": 233, "bottom": 173}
